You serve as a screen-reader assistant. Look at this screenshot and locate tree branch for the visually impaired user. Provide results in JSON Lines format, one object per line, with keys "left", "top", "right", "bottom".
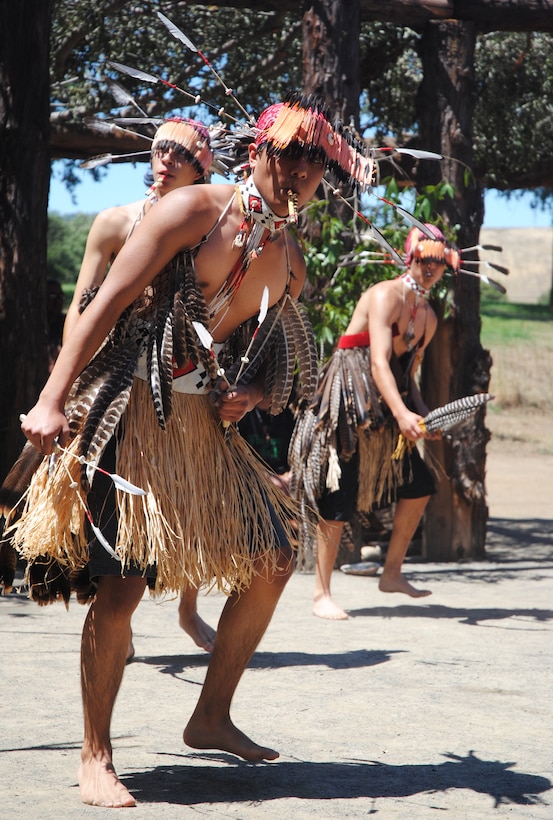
{"left": 177, "top": 0, "right": 553, "bottom": 32}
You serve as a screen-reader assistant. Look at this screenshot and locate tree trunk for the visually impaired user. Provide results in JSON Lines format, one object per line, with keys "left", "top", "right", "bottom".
{"left": 302, "top": 0, "right": 361, "bottom": 122}
{"left": 0, "top": 1, "right": 53, "bottom": 482}
{"left": 417, "top": 20, "right": 492, "bottom": 560}
{"left": 301, "top": 0, "right": 362, "bottom": 568}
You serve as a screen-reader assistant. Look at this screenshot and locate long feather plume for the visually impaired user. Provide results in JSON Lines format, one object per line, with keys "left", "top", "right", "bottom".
{"left": 156, "top": 12, "right": 255, "bottom": 124}
{"left": 106, "top": 59, "right": 236, "bottom": 122}
{"left": 393, "top": 393, "right": 493, "bottom": 460}
{"left": 82, "top": 117, "right": 153, "bottom": 143}
{"left": 80, "top": 151, "right": 150, "bottom": 169}
{"left": 459, "top": 268, "right": 507, "bottom": 294}
{"left": 105, "top": 78, "right": 150, "bottom": 117}
{"left": 77, "top": 338, "right": 143, "bottom": 475}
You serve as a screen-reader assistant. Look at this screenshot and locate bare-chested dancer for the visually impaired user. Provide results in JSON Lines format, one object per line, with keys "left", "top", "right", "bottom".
{"left": 64, "top": 118, "right": 216, "bottom": 655}
{"left": 290, "top": 224, "right": 455, "bottom": 619}
{"left": 15, "top": 95, "right": 372, "bottom": 807}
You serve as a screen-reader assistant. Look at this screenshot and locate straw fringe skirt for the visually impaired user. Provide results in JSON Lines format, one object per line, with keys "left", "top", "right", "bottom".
{"left": 356, "top": 422, "right": 405, "bottom": 512}
{"left": 9, "top": 378, "right": 299, "bottom": 596}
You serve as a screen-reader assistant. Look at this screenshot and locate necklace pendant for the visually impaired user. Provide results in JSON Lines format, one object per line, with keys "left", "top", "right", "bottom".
{"left": 232, "top": 227, "right": 247, "bottom": 250}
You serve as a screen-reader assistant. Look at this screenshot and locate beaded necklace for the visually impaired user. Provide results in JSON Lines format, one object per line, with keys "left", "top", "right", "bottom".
{"left": 400, "top": 272, "right": 430, "bottom": 350}
{"left": 209, "top": 177, "right": 294, "bottom": 331}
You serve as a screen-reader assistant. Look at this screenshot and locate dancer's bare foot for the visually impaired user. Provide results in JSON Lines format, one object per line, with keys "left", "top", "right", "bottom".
{"left": 78, "top": 758, "right": 136, "bottom": 808}
{"left": 312, "top": 594, "right": 349, "bottom": 620}
{"left": 183, "top": 714, "right": 279, "bottom": 761}
{"left": 378, "top": 574, "right": 432, "bottom": 598}
{"left": 179, "top": 609, "right": 216, "bottom": 652}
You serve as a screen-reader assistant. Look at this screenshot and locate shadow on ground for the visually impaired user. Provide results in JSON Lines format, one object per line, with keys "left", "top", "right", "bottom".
{"left": 120, "top": 749, "right": 551, "bottom": 809}
{"left": 135, "top": 648, "right": 400, "bottom": 681}
{"left": 349, "top": 601, "right": 553, "bottom": 626}
{"left": 486, "top": 517, "right": 553, "bottom": 562}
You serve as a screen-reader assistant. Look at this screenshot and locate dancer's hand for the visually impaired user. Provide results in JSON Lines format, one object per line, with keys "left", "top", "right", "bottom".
{"left": 396, "top": 408, "right": 426, "bottom": 442}
{"left": 19, "top": 402, "right": 69, "bottom": 455}
{"left": 215, "top": 380, "right": 263, "bottom": 423}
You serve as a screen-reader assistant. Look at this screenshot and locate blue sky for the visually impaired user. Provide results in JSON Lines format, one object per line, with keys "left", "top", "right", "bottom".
{"left": 48, "top": 160, "right": 552, "bottom": 229}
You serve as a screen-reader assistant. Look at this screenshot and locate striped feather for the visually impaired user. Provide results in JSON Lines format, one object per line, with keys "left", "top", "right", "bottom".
{"left": 422, "top": 393, "right": 493, "bottom": 433}
{"left": 269, "top": 327, "right": 294, "bottom": 414}
{"left": 147, "top": 312, "right": 174, "bottom": 429}
{"left": 281, "top": 296, "right": 318, "bottom": 402}
{"left": 77, "top": 339, "right": 143, "bottom": 475}
{"left": 0, "top": 442, "right": 45, "bottom": 515}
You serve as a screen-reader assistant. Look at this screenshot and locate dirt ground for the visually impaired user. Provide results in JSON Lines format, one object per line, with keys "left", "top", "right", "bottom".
{"left": 485, "top": 406, "right": 553, "bottom": 522}
{"left": 1, "top": 400, "right": 552, "bottom": 818}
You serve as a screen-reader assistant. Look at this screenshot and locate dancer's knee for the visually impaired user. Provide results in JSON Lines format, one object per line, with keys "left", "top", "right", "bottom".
{"left": 94, "top": 575, "right": 146, "bottom": 621}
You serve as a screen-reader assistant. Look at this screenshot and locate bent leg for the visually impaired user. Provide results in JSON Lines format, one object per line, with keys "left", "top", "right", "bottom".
{"left": 378, "top": 496, "right": 432, "bottom": 598}
{"left": 313, "top": 519, "right": 348, "bottom": 620}
{"left": 79, "top": 575, "right": 146, "bottom": 808}
{"left": 178, "top": 586, "right": 216, "bottom": 652}
{"left": 183, "top": 546, "right": 294, "bottom": 761}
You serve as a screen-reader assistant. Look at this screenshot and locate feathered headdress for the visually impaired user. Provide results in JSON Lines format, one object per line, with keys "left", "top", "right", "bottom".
{"left": 150, "top": 117, "right": 213, "bottom": 180}
{"left": 404, "top": 224, "right": 460, "bottom": 272}
{"left": 254, "top": 94, "right": 375, "bottom": 192}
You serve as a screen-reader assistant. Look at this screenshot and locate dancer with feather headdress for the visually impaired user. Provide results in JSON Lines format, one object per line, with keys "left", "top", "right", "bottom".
{"left": 72, "top": 117, "right": 222, "bottom": 656}
{"left": 62, "top": 117, "right": 218, "bottom": 656}
{"left": 289, "top": 223, "right": 482, "bottom": 620}
{"left": 3, "top": 95, "right": 369, "bottom": 808}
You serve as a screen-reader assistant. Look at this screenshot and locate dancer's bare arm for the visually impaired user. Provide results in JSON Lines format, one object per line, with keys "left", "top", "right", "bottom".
{"left": 63, "top": 204, "right": 140, "bottom": 340}
{"left": 368, "top": 285, "right": 425, "bottom": 441}
{"left": 22, "top": 188, "right": 215, "bottom": 452}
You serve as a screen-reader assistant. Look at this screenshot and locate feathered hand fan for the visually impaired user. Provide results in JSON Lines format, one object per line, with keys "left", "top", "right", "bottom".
{"left": 419, "top": 392, "right": 494, "bottom": 434}
{"left": 393, "top": 393, "right": 494, "bottom": 459}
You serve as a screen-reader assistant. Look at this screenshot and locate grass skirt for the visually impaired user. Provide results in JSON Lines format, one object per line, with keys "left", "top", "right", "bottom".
{"left": 9, "top": 379, "right": 299, "bottom": 596}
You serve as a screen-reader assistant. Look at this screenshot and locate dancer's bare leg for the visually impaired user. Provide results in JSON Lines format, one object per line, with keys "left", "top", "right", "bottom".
{"left": 378, "top": 496, "right": 432, "bottom": 598}
{"left": 183, "top": 547, "right": 294, "bottom": 761}
{"left": 178, "top": 586, "right": 216, "bottom": 652}
{"left": 78, "top": 575, "right": 146, "bottom": 808}
{"left": 313, "top": 519, "right": 348, "bottom": 620}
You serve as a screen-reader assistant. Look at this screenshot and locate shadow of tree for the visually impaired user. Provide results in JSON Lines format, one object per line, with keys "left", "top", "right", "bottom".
{"left": 120, "top": 749, "right": 551, "bottom": 809}
{"left": 486, "top": 517, "right": 553, "bottom": 562}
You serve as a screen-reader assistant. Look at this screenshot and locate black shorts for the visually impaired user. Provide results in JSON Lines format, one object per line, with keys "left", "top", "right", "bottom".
{"left": 318, "top": 445, "right": 436, "bottom": 522}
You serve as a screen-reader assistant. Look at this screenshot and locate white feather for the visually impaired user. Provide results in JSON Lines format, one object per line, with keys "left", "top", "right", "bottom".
{"left": 90, "top": 522, "right": 120, "bottom": 560}
{"left": 192, "top": 321, "right": 213, "bottom": 351}
{"left": 156, "top": 11, "right": 198, "bottom": 51}
{"left": 258, "top": 286, "right": 269, "bottom": 325}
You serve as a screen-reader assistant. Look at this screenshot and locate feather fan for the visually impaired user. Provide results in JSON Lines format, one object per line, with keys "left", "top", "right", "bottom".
{"left": 421, "top": 392, "right": 494, "bottom": 433}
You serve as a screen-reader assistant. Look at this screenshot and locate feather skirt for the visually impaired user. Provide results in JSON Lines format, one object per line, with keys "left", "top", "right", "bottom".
{"left": 289, "top": 345, "right": 404, "bottom": 516}
{"left": 7, "top": 379, "right": 300, "bottom": 596}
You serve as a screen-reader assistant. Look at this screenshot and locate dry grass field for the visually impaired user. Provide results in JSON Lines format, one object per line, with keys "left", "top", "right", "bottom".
{"left": 482, "top": 305, "right": 553, "bottom": 458}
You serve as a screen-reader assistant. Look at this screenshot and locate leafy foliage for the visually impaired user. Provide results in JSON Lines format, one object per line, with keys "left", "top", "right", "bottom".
{"left": 51, "top": 1, "right": 301, "bottom": 126}
{"left": 473, "top": 32, "right": 553, "bottom": 194}
{"left": 50, "top": 3, "right": 553, "bottom": 203}
{"left": 47, "top": 212, "right": 95, "bottom": 284}
{"left": 359, "top": 23, "right": 421, "bottom": 140}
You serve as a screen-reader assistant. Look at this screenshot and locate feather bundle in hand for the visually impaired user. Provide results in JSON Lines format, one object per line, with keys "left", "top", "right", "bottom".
{"left": 420, "top": 392, "right": 494, "bottom": 434}
{"left": 393, "top": 393, "right": 493, "bottom": 460}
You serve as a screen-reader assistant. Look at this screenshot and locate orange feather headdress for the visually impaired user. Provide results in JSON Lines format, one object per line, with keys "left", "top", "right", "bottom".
{"left": 255, "top": 95, "right": 374, "bottom": 192}
{"left": 404, "top": 224, "right": 460, "bottom": 273}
